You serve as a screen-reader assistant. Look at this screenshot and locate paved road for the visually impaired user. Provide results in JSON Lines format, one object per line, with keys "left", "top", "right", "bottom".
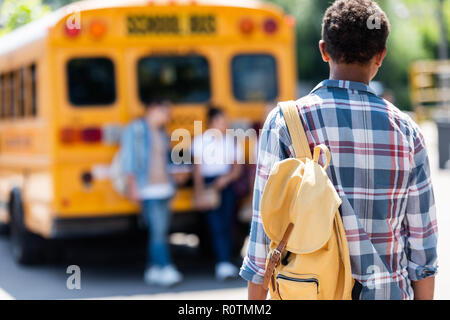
{"left": 0, "top": 122, "right": 449, "bottom": 300}
{"left": 0, "top": 233, "right": 247, "bottom": 300}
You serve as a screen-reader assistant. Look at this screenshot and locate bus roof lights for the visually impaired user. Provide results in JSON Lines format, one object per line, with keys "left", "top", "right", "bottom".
{"left": 285, "top": 15, "right": 296, "bottom": 28}
{"left": 240, "top": 18, "right": 255, "bottom": 35}
{"left": 89, "top": 21, "right": 107, "bottom": 40}
{"left": 263, "top": 18, "right": 278, "bottom": 34}
{"left": 64, "top": 24, "right": 81, "bottom": 38}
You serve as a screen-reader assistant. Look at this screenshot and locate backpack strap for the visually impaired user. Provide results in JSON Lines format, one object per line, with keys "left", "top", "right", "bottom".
{"left": 263, "top": 223, "right": 294, "bottom": 291}
{"left": 279, "top": 101, "right": 312, "bottom": 159}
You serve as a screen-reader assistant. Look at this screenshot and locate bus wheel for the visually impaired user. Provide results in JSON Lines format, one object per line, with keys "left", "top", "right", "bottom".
{"left": 9, "top": 190, "right": 44, "bottom": 265}
{"left": 0, "top": 222, "right": 9, "bottom": 235}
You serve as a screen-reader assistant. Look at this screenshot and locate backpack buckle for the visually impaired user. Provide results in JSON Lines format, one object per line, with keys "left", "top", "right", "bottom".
{"left": 273, "top": 249, "right": 282, "bottom": 257}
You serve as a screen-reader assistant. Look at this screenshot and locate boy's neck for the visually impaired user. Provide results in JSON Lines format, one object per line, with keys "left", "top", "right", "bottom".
{"left": 329, "top": 63, "right": 372, "bottom": 85}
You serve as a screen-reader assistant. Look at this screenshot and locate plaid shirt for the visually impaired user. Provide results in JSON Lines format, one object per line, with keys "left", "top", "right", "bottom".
{"left": 240, "top": 80, "right": 438, "bottom": 300}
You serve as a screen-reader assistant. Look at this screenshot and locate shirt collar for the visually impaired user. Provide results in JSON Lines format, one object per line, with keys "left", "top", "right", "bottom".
{"left": 311, "top": 79, "right": 378, "bottom": 96}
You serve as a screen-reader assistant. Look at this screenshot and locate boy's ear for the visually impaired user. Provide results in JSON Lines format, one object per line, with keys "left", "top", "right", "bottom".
{"left": 375, "top": 47, "right": 388, "bottom": 67}
{"left": 319, "top": 40, "right": 330, "bottom": 63}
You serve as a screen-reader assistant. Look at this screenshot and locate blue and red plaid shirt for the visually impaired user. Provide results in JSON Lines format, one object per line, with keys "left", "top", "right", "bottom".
{"left": 240, "top": 80, "right": 438, "bottom": 300}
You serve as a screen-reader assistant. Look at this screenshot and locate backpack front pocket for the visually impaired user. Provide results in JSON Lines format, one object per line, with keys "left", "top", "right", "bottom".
{"left": 275, "top": 273, "right": 319, "bottom": 300}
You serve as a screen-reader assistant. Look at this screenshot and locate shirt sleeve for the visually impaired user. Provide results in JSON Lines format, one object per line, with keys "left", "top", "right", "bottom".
{"left": 404, "top": 126, "right": 438, "bottom": 281}
{"left": 239, "top": 107, "right": 294, "bottom": 284}
{"left": 120, "top": 124, "right": 134, "bottom": 175}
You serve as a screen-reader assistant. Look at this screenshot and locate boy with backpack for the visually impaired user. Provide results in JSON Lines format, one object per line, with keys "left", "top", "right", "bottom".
{"left": 120, "top": 97, "right": 183, "bottom": 287}
{"left": 241, "top": 0, "right": 438, "bottom": 300}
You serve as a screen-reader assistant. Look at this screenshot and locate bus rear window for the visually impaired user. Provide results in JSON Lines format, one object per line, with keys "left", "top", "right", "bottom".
{"left": 232, "top": 54, "right": 278, "bottom": 102}
{"left": 137, "top": 56, "right": 211, "bottom": 104}
{"left": 67, "top": 58, "right": 116, "bottom": 106}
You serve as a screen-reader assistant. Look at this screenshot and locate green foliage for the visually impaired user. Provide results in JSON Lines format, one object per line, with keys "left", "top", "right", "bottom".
{"left": 269, "top": 0, "right": 330, "bottom": 87}
{"left": 1, "top": 0, "right": 447, "bottom": 110}
{"left": 0, "top": 0, "right": 50, "bottom": 35}
{"left": 268, "top": 0, "right": 450, "bottom": 110}
{"left": 42, "top": 0, "right": 77, "bottom": 10}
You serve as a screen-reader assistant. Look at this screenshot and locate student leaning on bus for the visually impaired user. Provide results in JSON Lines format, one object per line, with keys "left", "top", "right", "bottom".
{"left": 120, "top": 97, "right": 183, "bottom": 287}
{"left": 241, "top": 0, "right": 438, "bottom": 300}
{"left": 192, "top": 107, "right": 243, "bottom": 281}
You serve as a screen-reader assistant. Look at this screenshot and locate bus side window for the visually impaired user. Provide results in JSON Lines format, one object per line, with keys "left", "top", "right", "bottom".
{"left": 31, "top": 64, "right": 37, "bottom": 117}
{"left": 4, "top": 73, "right": 11, "bottom": 119}
{"left": 19, "top": 68, "right": 25, "bottom": 118}
{"left": 23, "top": 65, "right": 33, "bottom": 118}
{"left": 0, "top": 74, "right": 4, "bottom": 119}
{"left": 9, "top": 71, "right": 15, "bottom": 118}
{"left": 14, "top": 69, "right": 23, "bottom": 118}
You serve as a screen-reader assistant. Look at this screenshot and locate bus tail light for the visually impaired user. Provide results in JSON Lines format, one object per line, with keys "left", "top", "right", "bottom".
{"left": 64, "top": 24, "right": 81, "bottom": 38}
{"left": 263, "top": 18, "right": 278, "bottom": 34}
{"left": 240, "top": 18, "right": 255, "bottom": 35}
{"left": 81, "top": 127, "right": 102, "bottom": 143}
{"left": 60, "top": 127, "right": 103, "bottom": 144}
{"left": 60, "top": 128, "right": 80, "bottom": 144}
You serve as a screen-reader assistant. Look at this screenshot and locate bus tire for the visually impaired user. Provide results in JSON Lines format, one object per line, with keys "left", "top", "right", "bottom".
{"left": 0, "top": 222, "right": 9, "bottom": 235}
{"left": 197, "top": 223, "right": 214, "bottom": 259}
{"left": 9, "top": 190, "right": 44, "bottom": 265}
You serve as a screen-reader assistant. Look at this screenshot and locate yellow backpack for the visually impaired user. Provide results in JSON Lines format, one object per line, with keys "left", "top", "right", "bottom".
{"left": 261, "top": 101, "right": 354, "bottom": 300}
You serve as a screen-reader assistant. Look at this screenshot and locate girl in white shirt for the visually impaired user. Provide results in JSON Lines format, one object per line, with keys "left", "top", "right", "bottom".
{"left": 192, "top": 107, "right": 242, "bottom": 281}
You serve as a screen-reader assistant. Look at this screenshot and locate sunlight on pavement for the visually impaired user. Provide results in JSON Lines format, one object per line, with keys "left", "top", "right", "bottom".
{"left": 422, "top": 122, "right": 450, "bottom": 300}
{"left": 92, "top": 287, "right": 247, "bottom": 300}
{"left": 0, "top": 288, "right": 14, "bottom": 300}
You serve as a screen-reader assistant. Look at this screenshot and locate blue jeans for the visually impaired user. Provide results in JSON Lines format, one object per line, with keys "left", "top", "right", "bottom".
{"left": 204, "top": 177, "right": 236, "bottom": 263}
{"left": 141, "top": 199, "right": 172, "bottom": 268}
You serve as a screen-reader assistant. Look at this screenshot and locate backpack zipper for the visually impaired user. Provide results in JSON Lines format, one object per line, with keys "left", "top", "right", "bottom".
{"left": 276, "top": 274, "right": 319, "bottom": 294}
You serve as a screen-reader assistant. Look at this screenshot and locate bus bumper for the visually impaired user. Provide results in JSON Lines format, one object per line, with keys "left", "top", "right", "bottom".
{"left": 48, "top": 211, "right": 202, "bottom": 239}
{"left": 50, "top": 214, "right": 139, "bottom": 239}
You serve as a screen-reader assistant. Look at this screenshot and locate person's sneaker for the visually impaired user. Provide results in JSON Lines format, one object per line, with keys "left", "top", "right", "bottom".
{"left": 144, "top": 266, "right": 161, "bottom": 285}
{"left": 158, "top": 265, "right": 183, "bottom": 287}
{"left": 145, "top": 265, "right": 183, "bottom": 287}
{"left": 215, "top": 262, "right": 239, "bottom": 281}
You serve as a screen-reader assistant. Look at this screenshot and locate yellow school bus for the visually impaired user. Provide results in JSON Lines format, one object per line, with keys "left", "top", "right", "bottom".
{"left": 0, "top": 0, "right": 297, "bottom": 263}
{"left": 410, "top": 60, "right": 450, "bottom": 119}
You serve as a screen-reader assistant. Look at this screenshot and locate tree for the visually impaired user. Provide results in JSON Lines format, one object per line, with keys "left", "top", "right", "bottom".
{"left": 0, "top": 0, "right": 50, "bottom": 35}
{"left": 268, "top": 0, "right": 450, "bottom": 110}
{"left": 42, "top": 0, "right": 78, "bottom": 10}
{"left": 1, "top": 0, "right": 448, "bottom": 110}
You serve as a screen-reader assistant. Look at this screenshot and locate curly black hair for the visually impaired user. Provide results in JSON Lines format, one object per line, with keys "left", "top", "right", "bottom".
{"left": 322, "top": 0, "right": 390, "bottom": 64}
